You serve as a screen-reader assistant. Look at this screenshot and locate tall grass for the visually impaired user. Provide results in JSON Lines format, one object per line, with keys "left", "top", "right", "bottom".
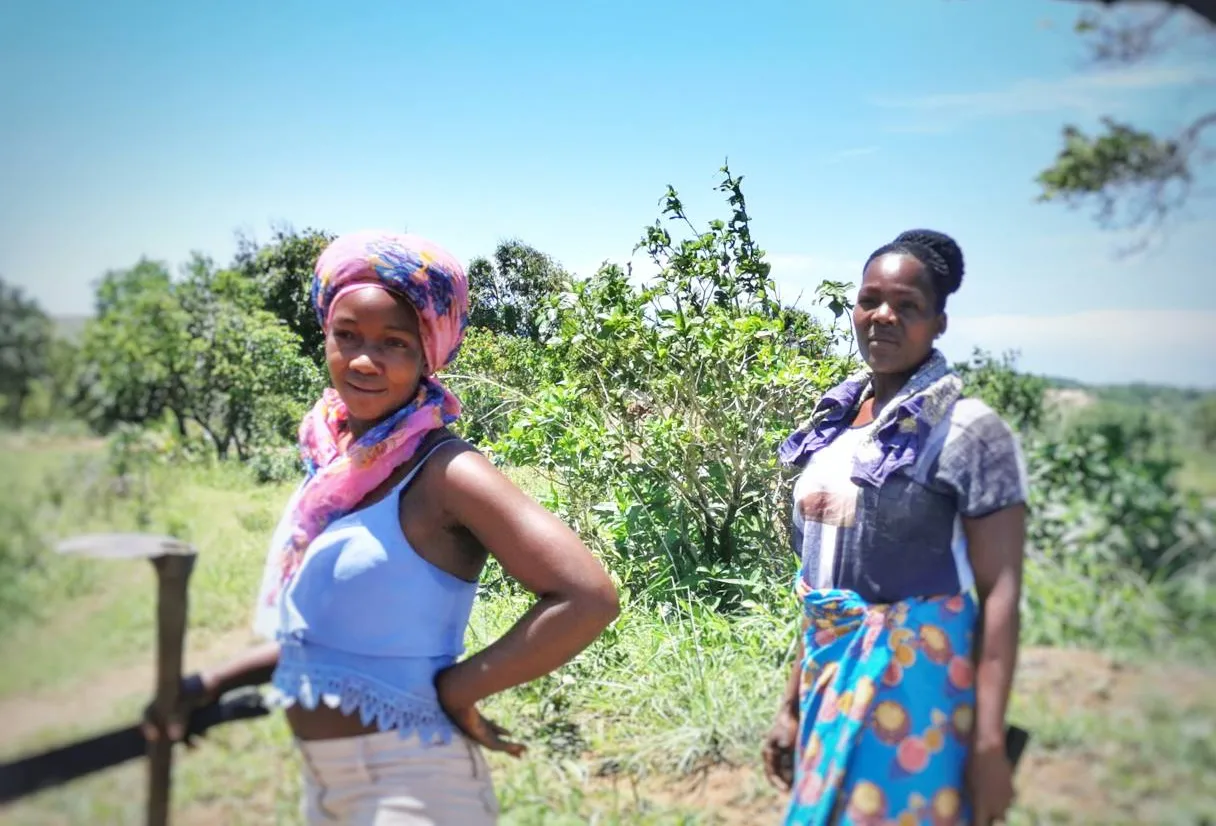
{"left": 2, "top": 441, "right": 1215, "bottom": 824}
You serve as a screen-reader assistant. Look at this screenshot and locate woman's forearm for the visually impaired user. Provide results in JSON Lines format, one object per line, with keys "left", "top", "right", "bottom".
{"left": 200, "top": 642, "right": 281, "bottom": 698}
{"left": 438, "top": 592, "right": 618, "bottom": 708}
{"left": 974, "top": 577, "right": 1019, "bottom": 753}
{"left": 781, "top": 629, "right": 805, "bottom": 713}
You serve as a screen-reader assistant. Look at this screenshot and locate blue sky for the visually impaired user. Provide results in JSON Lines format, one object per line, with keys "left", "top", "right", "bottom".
{"left": 1, "top": 0, "right": 1212, "bottom": 387}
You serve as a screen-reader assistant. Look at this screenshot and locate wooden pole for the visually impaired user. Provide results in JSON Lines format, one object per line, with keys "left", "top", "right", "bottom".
{"left": 146, "top": 554, "right": 195, "bottom": 826}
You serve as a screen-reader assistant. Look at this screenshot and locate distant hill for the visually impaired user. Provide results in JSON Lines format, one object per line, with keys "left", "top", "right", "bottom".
{"left": 1044, "top": 375, "right": 1212, "bottom": 405}
{"left": 1043, "top": 375, "right": 1087, "bottom": 390}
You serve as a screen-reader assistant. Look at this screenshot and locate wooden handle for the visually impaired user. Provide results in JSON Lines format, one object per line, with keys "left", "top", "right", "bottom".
{"left": 147, "top": 555, "right": 195, "bottom": 826}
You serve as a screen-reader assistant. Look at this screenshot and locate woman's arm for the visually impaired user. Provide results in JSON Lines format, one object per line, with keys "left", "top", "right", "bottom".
{"left": 145, "top": 643, "right": 280, "bottom": 742}
{"left": 964, "top": 503, "right": 1025, "bottom": 753}
{"left": 763, "top": 631, "right": 804, "bottom": 790}
{"left": 779, "top": 634, "right": 803, "bottom": 715}
{"left": 198, "top": 642, "right": 281, "bottom": 699}
{"left": 432, "top": 448, "right": 619, "bottom": 736}
{"left": 964, "top": 502, "right": 1025, "bottom": 824}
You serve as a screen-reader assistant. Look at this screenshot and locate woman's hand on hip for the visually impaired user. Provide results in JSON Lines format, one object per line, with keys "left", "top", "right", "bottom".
{"left": 435, "top": 664, "right": 526, "bottom": 758}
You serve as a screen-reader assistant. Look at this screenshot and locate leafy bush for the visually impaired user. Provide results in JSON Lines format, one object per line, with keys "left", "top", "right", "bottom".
{"left": 0, "top": 491, "right": 50, "bottom": 626}
{"left": 491, "top": 168, "right": 850, "bottom": 609}
{"left": 954, "top": 349, "right": 1047, "bottom": 434}
{"left": 1027, "top": 415, "right": 1212, "bottom": 579}
{"left": 247, "top": 445, "right": 304, "bottom": 485}
{"left": 445, "top": 328, "right": 559, "bottom": 449}
{"left": 950, "top": 351, "right": 1214, "bottom": 648}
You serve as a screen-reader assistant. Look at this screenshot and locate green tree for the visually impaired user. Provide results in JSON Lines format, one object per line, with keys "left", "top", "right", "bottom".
{"left": 18, "top": 336, "right": 85, "bottom": 427}
{"left": 233, "top": 226, "right": 334, "bottom": 365}
{"left": 467, "top": 239, "right": 568, "bottom": 341}
{"left": 78, "top": 260, "right": 193, "bottom": 434}
{"left": 1037, "top": 2, "right": 1214, "bottom": 240}
{"left": 175, "top": 253, "right": 323, "bottom": 458}
{"left": 78, "top": 254, "right": 322, "bottom": 457}
{"left": 444, "top": 327, "right": 556, "bottom": 447}
{"left": 0, "top": 279, "right": 54, "bottom": 424}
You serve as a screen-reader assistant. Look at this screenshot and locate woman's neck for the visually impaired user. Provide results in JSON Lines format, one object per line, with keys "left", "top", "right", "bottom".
{"left": 870, "top": 352, "right": 933, "bottom": 412}
{"left": 871, "top": 372, "right": 911, "bottom": 411}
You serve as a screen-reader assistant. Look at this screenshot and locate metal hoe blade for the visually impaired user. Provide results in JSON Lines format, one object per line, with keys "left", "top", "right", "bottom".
{"left": 56, "top": 533, "right": 197, "bottom": 560}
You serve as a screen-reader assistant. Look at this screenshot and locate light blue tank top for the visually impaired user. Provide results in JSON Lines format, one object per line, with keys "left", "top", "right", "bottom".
{"left": 260, "top": 441, "right": 477, "bottom": 743}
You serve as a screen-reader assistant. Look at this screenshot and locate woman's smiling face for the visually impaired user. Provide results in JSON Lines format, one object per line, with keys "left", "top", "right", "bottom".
{"left": 324, "top": 286, "right": 426, "bottom": 424}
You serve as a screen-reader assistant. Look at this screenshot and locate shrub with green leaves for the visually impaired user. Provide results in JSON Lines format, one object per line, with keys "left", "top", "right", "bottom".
{"left": 1027, "top": 415, "right": 1213, "bottom": 580}
{"left": 954, "top": 351, "right": 1214, "bottom": 648}
{"left": 954, "top": 349, "right": 1048, "bottom": 434}
{"left": 445, "top": 328, "right": 559, "bottom": 449}
{"left": 491, "top": 168, "right": 850, "bottom": 608}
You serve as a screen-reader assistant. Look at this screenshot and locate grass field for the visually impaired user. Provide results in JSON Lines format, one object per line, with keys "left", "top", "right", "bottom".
{"left": 1179, "top": 451, "right": 1216, "bottom": 502}
{"left": 1, "top": 440, "right": 1214, "bottom": 825}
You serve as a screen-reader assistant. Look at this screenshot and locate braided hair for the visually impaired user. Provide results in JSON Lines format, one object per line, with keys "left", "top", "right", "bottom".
{"left": 863, "top": 229, "right": 964, "bottom": 312}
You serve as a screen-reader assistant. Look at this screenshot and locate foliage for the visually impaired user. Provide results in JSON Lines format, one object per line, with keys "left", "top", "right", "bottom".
{"left": 0, "top": 278, "right": 55, "bottom": 424}
{"left": 444, "top": 327, "right": 558, "bottom": 448}
{"left": 1196, "top": 395, "right": 1216, "bottom": 451}
{"left": 466, "top": 239, "right": 568, "bottom": 341}
{"left": 491, "top": 167, "right": 849, "bottom": 608}
{"left": 0, "top": 481, "right": 53, "bottom": 627}
{"left": 77, "top": 259, "right": 193, "bottom": 432}
{"left": 175, "top": 255, "right": 324, "bottom": 458}
{"left": 1036, "top": 3, "right": 1215, "bottom": 239}
{"left": 1035, "top": 117, "right": 1199, "bottom": 233}
{"left": 1027, "top": 412, "right": 1213, "bottom": 579}
{"left": 953, "top": 348, "right": 1048, "bottom": 433}
{"left": 959, "top": 351, "right": 1213, "bottom": 586}
{"left": 233, "top": 226, "right": 335, "bottom": 366}
{"left": 247, "top": 445, "right": 304, "bottom": 485}
{"left": 18, "top": 335, "right": 84, "bottom": 428}
{"left": 77, "top": 255, "right": 323, "bottom": 459}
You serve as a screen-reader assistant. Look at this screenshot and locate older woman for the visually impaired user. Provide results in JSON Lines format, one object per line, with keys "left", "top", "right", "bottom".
{"left": 763, "top": 230, "right": 1026, "bottom": 826}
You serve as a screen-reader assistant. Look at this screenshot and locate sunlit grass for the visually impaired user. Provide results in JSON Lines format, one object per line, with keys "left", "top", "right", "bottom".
{"left": 2, "top": 441, "right": 1214, "bottom": 825}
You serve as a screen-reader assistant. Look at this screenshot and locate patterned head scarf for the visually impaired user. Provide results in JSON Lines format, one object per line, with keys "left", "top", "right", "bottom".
{"left": 258, "top": 231, "right": 470, "bottom": 612}
{"left": 312, "top": 230, "right": 469, "bottom": 374}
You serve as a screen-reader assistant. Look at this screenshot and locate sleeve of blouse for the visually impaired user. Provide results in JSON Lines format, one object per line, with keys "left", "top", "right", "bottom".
{"left": 935, "top": 401, "right": 1029, "bottom": 519}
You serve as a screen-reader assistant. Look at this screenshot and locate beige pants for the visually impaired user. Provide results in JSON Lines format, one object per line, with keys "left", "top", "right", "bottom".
{"left": 296, "top": 730, "right": 498, "bottom": 825}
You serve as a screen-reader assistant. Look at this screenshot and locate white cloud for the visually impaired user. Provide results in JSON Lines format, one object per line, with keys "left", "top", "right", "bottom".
{"left": 946, "top": 308, "right": 1216, "bottom": 388}
{"left": 874, "top": 64, "right": 1211, "bottom": 127}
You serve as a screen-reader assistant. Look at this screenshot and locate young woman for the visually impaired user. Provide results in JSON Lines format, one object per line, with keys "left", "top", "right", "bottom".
{"left": 147, "top": 231, "right": 619, "bottom": 824}
{"left": 762, "top": 230, "right": 1027, "bottom": 826}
